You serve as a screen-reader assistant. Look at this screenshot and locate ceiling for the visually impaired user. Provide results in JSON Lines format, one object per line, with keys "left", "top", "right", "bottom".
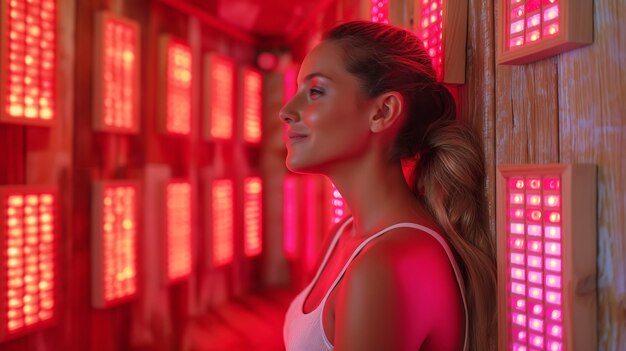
{"left": 182, "top": 0, "right": 337, "bottom": 44}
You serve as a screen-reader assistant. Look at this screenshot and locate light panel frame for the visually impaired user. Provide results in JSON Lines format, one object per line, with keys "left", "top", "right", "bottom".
{"left": 0, "top": 0, "right": 57, "bottom": 126}
{"left": 496, "top": 164, "right": 597, "bottom": 351}
{"left": 0, "top": 186, "right": 58, "bottom": 341}
{"left": 497, "top": 0, "right": 593, "bottom": 65}
{"left": 91, "top": 181, "right": 139, "bottom": 308}
{"left": 92, "top": 11, "right": 140, "bottom": 133}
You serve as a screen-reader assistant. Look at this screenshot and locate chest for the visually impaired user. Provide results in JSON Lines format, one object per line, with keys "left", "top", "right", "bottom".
{"left": 302, "top": 236, "right": 361, "bottom": 313}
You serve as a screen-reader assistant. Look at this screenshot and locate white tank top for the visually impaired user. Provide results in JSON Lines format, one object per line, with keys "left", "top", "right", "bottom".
{"left": 283, "top": 217, "right": 469, "bottom": 351}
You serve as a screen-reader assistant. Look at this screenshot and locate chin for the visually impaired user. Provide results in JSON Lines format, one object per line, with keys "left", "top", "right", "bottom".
{"left": 285, "top": 156, "right": 321, "bottom": 175}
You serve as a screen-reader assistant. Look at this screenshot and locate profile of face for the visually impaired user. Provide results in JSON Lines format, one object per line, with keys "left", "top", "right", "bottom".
{"left": 279, "top": 41, "right": 378, "bottom": 174}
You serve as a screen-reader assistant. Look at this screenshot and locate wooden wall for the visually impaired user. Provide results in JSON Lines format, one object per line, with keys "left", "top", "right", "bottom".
{"left": 459, "top": 0, "right": 626, "bottom": 350}
{"left": 0, "top": 0, "right": 266, "bottom": 350}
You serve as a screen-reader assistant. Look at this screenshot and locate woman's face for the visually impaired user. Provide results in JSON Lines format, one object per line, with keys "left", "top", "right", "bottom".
{"left": 280, "top": 41, "right": 376, "bottom": 174}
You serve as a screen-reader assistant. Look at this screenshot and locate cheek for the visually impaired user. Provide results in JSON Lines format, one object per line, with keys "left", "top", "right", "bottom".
{"left": 304, "top": 98, "right": 365, "bottom": 132}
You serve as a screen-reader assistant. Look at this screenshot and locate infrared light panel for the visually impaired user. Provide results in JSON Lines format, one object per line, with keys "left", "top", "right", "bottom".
{"left": 240, "top": 67, "right": 262, "bottom": 144}
{"left": 370, "top": 0, "right": 390, "bottom": 23}
{"left": 498, "top": 0, "right": 593, "bottom": 64}
{"left": 412, "top": 0, "right": 467, "bottom": 84}
{"left": 204, "top": 53, "right": 235, "bottom": 141}
{"left": 211, "top": 179, "right": 234, "bottom": 266}
{"left": 165, "top": 181, "right": 192, "bottom": 282}
{"left": 243, "top": 177, "right": 262, "bottom": 257}
{"left": 0, "top": 186, "right": 57, "bottom": 341}
{"left": 0, "top": 0, "right": 57, "bottom": 126}
{"left": 496, "top": 164, "right": 597, "bottom": 351}
{"left": 92, "top": 182, "right": 138, "bottom": 308}
{"left": 93, "top": 12, "right": 140, "bottom": 133}
{"left": 159, "top": 36, "right": 192, "bottom": 135}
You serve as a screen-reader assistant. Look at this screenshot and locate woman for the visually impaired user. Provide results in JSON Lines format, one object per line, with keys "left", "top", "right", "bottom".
{"left": 281, "top": 21, "right": 496, "bottom": 351}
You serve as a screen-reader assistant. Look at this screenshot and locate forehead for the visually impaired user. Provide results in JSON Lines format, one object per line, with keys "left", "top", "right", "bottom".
{"left": 298, "top": 41, "right": 348, "bottom": 82}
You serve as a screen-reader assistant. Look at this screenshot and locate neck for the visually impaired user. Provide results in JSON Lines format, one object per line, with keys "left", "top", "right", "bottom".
{"left": 327, "top": 154, "right": 423, "bottom": 238}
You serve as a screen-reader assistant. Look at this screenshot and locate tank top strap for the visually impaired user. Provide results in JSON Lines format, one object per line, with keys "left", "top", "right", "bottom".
{"left": 319, "top": 222, "right": 469, "bottom": 351}
{"left": 308, "top": 217, "right": 354, "bottom": 287}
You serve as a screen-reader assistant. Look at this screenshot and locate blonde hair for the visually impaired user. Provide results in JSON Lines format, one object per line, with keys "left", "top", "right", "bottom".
{"left": 416, "top": 121, "right": 497, "bottom": 350}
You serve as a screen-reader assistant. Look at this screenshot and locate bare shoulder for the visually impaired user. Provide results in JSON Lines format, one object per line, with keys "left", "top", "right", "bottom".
{"left": 351, "top": 226, "right": 458, "bottom": 281}
{"left": 333, "top": 226, "right": 464, "bottom": 350}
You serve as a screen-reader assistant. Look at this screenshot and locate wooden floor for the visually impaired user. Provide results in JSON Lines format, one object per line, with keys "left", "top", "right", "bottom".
{"left": 182, "top": 289, "right": 296, "bottom": 351}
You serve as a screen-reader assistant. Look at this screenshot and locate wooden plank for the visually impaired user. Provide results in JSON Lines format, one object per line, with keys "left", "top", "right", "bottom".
{"left": 495, "top": 59, "right": 559, "bottom": 165}
{"left": 459, "top": 0, "right": 497, "bottom": 235}
{"left": 558, "top": 0, "right": 626, "bottom": 349}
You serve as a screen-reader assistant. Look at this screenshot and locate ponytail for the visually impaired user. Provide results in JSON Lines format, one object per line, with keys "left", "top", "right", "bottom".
{"left": 414, "top": 118, "right": 497, "bottom": 351}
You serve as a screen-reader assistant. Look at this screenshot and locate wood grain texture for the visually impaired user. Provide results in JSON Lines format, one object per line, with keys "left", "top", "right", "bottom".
{"left": 458, "top": 0, "right": 497, "bottom": 237}
{"left": 557, "top": 0, "right": 626, "bottom": 349}
{"left": 486, "top": 0, "right": 624, "bottom": 349}
{"left": 495, "top": 57, "right": 560, "bottom": 165}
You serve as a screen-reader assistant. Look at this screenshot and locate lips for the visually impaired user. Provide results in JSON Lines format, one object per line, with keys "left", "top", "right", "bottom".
{"left": 286, "top": 131, "right": 308, "bottom": 142}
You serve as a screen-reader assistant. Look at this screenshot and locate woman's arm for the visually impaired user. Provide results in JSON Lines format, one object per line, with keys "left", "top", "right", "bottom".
{"left": 333, "top": 228, "right": 464, "bottom": 351}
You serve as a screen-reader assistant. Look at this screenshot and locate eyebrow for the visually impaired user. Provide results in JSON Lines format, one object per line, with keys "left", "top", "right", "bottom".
{"left": 301, "top": 72, "right": 334, "bottom": 83}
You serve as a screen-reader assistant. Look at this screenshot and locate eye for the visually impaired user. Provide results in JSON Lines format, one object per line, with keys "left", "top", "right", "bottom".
{"left": 309, "top": 87, "right": 324, "bottom": 99}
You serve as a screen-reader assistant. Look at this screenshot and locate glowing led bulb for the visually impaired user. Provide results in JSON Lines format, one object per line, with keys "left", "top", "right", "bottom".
{"left": 511, "top": 267, "right": 525, "bottom": 279}
{"left": 528, "top": 271, "right": 542, "bottom": 284}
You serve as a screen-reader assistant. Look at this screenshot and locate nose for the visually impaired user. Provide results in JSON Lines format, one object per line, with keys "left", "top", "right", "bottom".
{"left": 279, "top": 104, "right": 299, "bottom": 125}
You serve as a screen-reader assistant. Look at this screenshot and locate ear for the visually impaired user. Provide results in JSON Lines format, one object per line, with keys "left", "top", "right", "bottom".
{"left": 369, "top": 92, "right": 403, "bottom": 133}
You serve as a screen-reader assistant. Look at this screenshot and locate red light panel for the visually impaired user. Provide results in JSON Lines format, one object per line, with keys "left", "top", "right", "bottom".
{"left": 211, "top": 179, "right": 234, "bottom": 266}
{"left": 498, "top": 0, "right": 592, "bottom": 64}
{"left": 0, "top": 0, "right": 56, "bottom": 126}
{"left": 93, "top": 12, "right": 140, "bottom": 133}
{"left": 0, "top": 186, "right": 57, "bottom": 341}
{"left": 282, "top": 175, "right": 299, "bottom": 259}
{"left": 92, "top": 182, "right": 138, "bottom": 308}
{"left": 370, "top": 0, "right": 390, "bottom": 23}
{"left": 330, "top": 183, "right": 347, "bottom": 225}
{"left": 413, "top": 0, "right": 467, "bottom": 84}
{"left": 418, "top": 0, "right": 444, "bottom": 80}
{"left": 165, "top": 181, "right": 192, "bottom": 282}
{"left": 204, "top": 53, "right": 235, "bottom": 141}
{"left": 240, "top": 67, "right": 262, "bottom": 144}
{"left": 243, "top": 177, "right": 262, "bottom": 257}
{"left": 496, "top": 164, "right": 597, "bottom": 351}
{"left": 506, "top": 0, "right": 560, "bottom": 49}
{"left": 159, "top": 36, "right": 192, "bottom": 135}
